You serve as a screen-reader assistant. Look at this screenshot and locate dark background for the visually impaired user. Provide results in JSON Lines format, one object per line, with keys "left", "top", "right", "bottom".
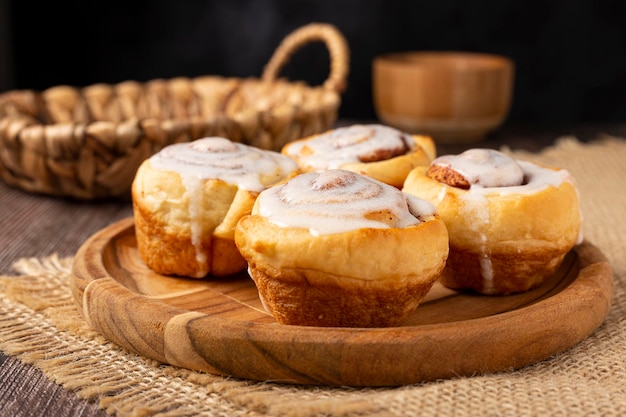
{"left": 2, "top": 0, "right": 626, "bottom": 126}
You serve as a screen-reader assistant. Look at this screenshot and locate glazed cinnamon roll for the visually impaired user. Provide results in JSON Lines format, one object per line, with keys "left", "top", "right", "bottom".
{"left": 234, "top": 169, "right": 449, "bottom": 327}
{"left": 281, "top": 124, "right": 436, "bottom": 188}
{"left": 403, "top": 148, "right": 583, "bottom": 295}
{"left": 131, "top": 137, "right": 299, "bottom": 278}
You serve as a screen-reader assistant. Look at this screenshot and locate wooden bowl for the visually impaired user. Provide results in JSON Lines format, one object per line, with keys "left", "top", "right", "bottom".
{"left": 373, "top": 51, "right": 514, "bottom": 144}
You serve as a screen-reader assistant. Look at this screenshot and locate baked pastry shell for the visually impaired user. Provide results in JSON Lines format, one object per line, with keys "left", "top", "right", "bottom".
{"left": 282, "top": 134, "right": 436, "bottom": 188}
{"left": 132, "top": 160, "right": 257, "bottom": 278}
{"left": 403, "top": 166, "right": 582, "bottom": 294}
{"left": 235, "top": 214, "right": 449, "bottom": 327}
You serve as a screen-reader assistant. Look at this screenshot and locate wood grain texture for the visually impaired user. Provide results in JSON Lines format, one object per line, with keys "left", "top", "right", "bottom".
{"left": 71, "top": 217, "right": 614, "bottom": 387}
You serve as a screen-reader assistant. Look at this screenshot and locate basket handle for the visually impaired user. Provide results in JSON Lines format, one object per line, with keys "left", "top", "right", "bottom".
{"left": 262, "top": 23, "right": 350, "bottom": 93}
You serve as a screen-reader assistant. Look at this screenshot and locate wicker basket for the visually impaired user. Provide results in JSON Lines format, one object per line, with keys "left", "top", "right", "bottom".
{"left": 0, "top": 23, "right": 349, "bottom": 200}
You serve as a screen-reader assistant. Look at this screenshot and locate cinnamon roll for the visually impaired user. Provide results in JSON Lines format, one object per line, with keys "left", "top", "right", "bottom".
{"left": 234, "top": 169, "right": 449, "bottom": 327}
{"left": 281, "top": 124, "right": 436, "bottom": 188}
{"left": 402, "top": 148, "right": 583, "bottom": 295}
{"left": 131, "top": 137, "right": 299, "bottom": 278}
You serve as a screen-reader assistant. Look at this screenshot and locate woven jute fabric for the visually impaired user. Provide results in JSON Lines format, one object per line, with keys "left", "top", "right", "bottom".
{"left": 1, "top": 136, "right": 625, "bottom": 416}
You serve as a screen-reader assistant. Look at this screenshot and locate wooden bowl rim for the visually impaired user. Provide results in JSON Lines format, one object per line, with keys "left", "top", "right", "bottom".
{"left": 374, "top": 51, "right": 514, "bottom": 71}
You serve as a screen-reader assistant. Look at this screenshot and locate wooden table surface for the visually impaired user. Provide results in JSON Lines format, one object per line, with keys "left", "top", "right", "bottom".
{"left": 1, "top": 121, "right": 624, "bottom": 417}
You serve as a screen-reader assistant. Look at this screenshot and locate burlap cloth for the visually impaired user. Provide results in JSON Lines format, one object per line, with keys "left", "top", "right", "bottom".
{"left": 1, "top": 136, "right": 625, "bottom": 417}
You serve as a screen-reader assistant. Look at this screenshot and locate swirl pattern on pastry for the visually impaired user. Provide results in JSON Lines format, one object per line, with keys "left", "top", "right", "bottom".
{"left": 403, "top": 148, "right": 582, "bottom": 295}
{"left": 281, "top": 124, "right": 436, "bottom": 188}
{"left": 235, "top": 169, "right": 449, "bottom": 327}
{"left": 132, "top": 137, "right": 298, "bottom": 278}
{"left": 282, "top": 124, "right": 414, "bottom": 169}
{"left": 427, "top": 148, "right": 525, "bottom": 189}
{"left": 257, "top": 169, "right": 436, "bottom": 235}
{"left": 150, "top": 137, "right": 298, "bottom": 191}
{"left": 426, "top": 149, "right": 579, "bottom": 200}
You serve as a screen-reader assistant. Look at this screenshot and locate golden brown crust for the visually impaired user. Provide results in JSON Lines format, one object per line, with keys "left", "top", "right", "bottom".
{"left": 282, "top": 133, "right": 436, "bottom": 188}
{"left": 235, "top": 212, "right": 449, "bottom": 327}
{"left": 403, "top": 165, "right": 582, "bottom": 295}
{"left": 438, "top": 245, "right": 569, "bottom": 294}
{"left": 134, "top": 201, "right": 208, "bottom": 277}
{"left": 209, "top": 235, "right": 250, "bottom": 276}
{"left": 248, "top": 264, "right": 436, "bottom": 327}
{"left": 131, "top": 159, "right": 257, "bottom": 278}
{"left": 133, "top": 204, "right": 249, "bottom": 277}
{"left": 341, "top": 134, "right": 435, "bottom": 188}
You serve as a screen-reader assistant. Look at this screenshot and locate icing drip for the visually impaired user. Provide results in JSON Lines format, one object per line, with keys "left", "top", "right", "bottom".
{"left": 431, "top": 148, "right": 580, "bottom": 289}
{"left": 478, "top": 255, "right": 494, "bottom": 293}
{"left": 150, "top": 137, "right": 298, "bottom": 192}
{"left": 284, "top": 124, "right": 415, "bottom": 171}
{"left": 257, "top": 170, "right": 435, "bottom": 236}
{"left": 181, "top": 175, "right": 207, "bottom": 267}
{"left": 432, "top": 148, "right": 574, "bottom": 197}
{"left": 431, "top": 148, "right": 525, "bottom": 188}
{"left": 405, "top": 193, "right": 438, "bottom": 222}
{"left": 469, "top": 161, "right": 573, "bottom": 196}
{"left": 149, "top": 137, "right": 298, "bottom": 274}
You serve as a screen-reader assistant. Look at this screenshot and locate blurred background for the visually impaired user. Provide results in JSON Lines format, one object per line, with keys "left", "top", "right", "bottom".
{"left": 2, "top": 0, "right": 626, "bottom": 127}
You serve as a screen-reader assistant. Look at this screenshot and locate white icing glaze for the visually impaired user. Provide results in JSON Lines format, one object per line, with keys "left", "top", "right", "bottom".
{"left": 181, "top": 175, "right": 206, "bottom": 269}
{"left": 469, "top": 160, "right": 573, "bottom": 196}
{"left": 150, "top": 137, "right": 298, "bottom": 192}
{"left": 284, "top": 124, "right": 415, "bottom": 171}
{"left": 148, "top": 137, "right": 298, "bottom": 275}
{"left": 432, "top": 148, "right": 525, "bottom": 188}
{"left": 433, "top": 148, "right": 575, "bottom": 197}
{"left": 257, "top": 170, "right": 435, "bottom": 236}
{"left": 576, "top": 228, "right": 584, "bottom": 245}
{"left": 433, "top": 149, "right": 581, "bottom": 289}
{"left": 478, "top": 255, "right": 494, "bottom": 294}
{"left": 405, "top": 193, "right": 438, "bottom": 221}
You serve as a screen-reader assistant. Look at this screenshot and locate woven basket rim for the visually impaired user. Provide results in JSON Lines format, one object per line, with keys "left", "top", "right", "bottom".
{"left": 0, "top": 76, "right": 341, "bottom": 126}
{"left": 0, "top": 23, "right": 350, "bottom": 200}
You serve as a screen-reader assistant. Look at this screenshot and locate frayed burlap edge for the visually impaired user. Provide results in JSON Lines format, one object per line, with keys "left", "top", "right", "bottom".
{"left": 0, "top": 255, "right": 384, "bottom": 417}
{"left": 1, "top": 136, "right": 626, "bottom": 416}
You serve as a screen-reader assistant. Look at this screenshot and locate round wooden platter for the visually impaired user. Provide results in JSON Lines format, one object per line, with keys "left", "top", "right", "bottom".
{"left": 71, "top": 217, "right": 614, "bottom": 387}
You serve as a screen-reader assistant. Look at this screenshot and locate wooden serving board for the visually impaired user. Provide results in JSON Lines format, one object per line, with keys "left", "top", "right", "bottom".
{"left": 71, "top": 217, "right": 614, "bottom": 387}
